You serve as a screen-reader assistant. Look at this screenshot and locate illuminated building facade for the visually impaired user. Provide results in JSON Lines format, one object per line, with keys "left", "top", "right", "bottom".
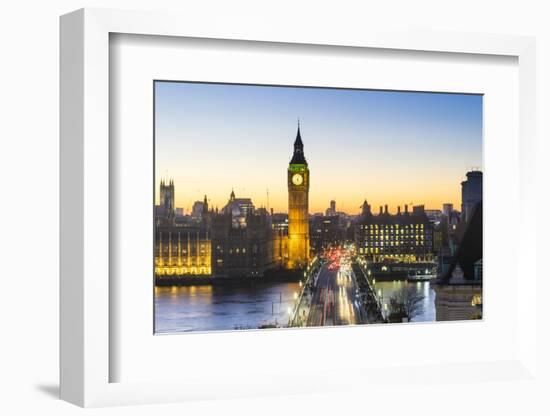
{"left": 155, "top": 226, "right": 212, "bottom": 275}
{"left": 355, "top": 201, "right": 434, "bottom": 262}
{"left": 287, "top": 124, "right": 310, "bottom": 269}
{"left": 154, "top": 181, "right": 287, "bottom": 280}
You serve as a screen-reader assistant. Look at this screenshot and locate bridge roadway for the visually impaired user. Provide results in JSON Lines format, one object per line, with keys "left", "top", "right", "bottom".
{"left": 305, "top": 262, "right": 367, "bottom": 327}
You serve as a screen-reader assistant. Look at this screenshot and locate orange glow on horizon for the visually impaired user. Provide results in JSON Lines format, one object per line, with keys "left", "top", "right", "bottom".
{"left": 160, "top": 178, "right": 463, "bottom": 215}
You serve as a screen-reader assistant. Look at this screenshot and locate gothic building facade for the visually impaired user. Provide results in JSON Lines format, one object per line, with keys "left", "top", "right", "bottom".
{"left": 154, "top": 187, "right": 289, "bottom": 280}
{"left": 155, "top": 226, "right": 212, "bottom": 276}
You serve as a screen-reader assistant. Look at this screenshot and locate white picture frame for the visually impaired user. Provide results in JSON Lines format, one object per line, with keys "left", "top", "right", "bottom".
{"left": 60, "top": 8, "right": 538, "bottom": 408}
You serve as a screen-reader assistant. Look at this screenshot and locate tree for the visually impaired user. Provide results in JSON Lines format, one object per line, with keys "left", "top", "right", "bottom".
{"left": 388, "top": 286, "right": 425, "bottom": 322}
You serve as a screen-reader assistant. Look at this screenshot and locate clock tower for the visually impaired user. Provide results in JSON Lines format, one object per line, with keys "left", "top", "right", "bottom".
{"left": 287, "top": 123, "right": 310, "bottom": 269}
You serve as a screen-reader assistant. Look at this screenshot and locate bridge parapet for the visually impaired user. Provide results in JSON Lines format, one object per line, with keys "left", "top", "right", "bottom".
{"left": 352, "top": 257, "right": 386, "bottom": 322}
{"left": 288, "top": 256, "right": 322, "bottom": 327}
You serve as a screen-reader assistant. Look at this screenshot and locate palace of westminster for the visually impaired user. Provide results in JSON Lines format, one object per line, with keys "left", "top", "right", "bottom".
{"left": 155, "top": 125, "right": 481, "bottom": 284}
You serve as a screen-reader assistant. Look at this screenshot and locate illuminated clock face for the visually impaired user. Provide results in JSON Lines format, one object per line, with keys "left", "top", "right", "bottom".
{"left": 292, "top": 173, "right": 304, "bottom": 186}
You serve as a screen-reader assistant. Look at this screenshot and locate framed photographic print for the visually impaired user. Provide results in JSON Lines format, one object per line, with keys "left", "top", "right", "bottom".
{"left": 60, "top": 8, "right": 538, "bottom": 408}
{"left": 152, "top": 80, "right": 483, "bottom": 334}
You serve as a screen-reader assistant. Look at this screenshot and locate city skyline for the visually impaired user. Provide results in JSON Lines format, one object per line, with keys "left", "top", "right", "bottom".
{"left": 155, "top": 176, "right": 468, "bottom": 216}
{"left": 155, "top": 81, "right": 482, "bottom": 214}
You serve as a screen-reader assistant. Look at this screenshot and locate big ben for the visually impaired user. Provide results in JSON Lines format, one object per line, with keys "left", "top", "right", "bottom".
{"left": 287, "top": 123, "right": 310, "bottom": 269}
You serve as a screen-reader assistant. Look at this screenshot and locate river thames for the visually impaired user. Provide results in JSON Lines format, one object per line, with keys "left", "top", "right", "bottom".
{"left": 155, "top": 280, "right": 435, "bottom": 333}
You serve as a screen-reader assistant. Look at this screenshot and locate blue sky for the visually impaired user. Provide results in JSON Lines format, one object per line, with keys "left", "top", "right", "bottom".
{"left": 155, "top": 81, "right": 482, "bottom": 214}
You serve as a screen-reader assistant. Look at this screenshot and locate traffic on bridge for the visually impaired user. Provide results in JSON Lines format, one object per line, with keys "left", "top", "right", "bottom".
{"left": 290, "top": 246, "right": 383, "bottom": 327}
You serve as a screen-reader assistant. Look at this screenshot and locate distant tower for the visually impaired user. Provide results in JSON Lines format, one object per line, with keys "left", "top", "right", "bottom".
{"left": 361, "top": 200, "right": 372, "bottom": 216}
{"left": 287, "top": 122, "right": 310, "bottom": 269}
{"left": 461, "top": 171, "right": 482, "bottom": 223}
{"left": 201, "top": 194, "right": 211, "bottom": 227}
{"left": 159, "top": 179, "right": 175, "bottom": 224}
{"left": 326, "top": 199, "right": 336, "bottom": 216}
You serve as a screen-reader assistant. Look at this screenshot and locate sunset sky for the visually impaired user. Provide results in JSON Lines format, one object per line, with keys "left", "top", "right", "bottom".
{"left": 155, "top": 81, "right": 482, "bottom": 215}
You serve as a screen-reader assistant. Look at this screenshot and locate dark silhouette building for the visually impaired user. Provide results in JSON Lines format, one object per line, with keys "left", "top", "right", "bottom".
{"left": 156, "top": 179, "right": 175, "bottom": 225}
{"left": 461, "top": 171, "right": 482, "bottom": 223}
{"left": 210, "top": 209, "right": 279, "bottom": 278}
{"left": 325, "top": 200, "right": 336, "bottom": 216}
{"left": 310, "top": 215, "right": 345, "bottom": 254}
{"left": 433, "top": 202, "right": 483, "bottom": 320}
{"left": 220, "top": 190, "right": 255, "bottom": 229}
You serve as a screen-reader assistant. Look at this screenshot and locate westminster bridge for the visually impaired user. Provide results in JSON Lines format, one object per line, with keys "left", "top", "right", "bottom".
{"left": 289, "top": 249, "right": 385, "bottom": 328}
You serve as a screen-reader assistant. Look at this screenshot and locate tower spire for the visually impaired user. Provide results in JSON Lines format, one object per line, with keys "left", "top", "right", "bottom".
{"left": 290, "top": 120, "right": 306, "bottom": 164}
{"left": 294, "top": 120, "right": 303, "bottom": 147}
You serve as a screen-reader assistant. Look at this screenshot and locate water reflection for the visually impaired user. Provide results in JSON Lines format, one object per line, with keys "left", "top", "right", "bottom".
{"left": 155, "top": 282, "right": 300, "bottom": 333}
{"left": 155, "top": 280, "right": 436, "bottom": 334}
{"left": 372, "top": 280, "right": 436, "bottom": 322}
